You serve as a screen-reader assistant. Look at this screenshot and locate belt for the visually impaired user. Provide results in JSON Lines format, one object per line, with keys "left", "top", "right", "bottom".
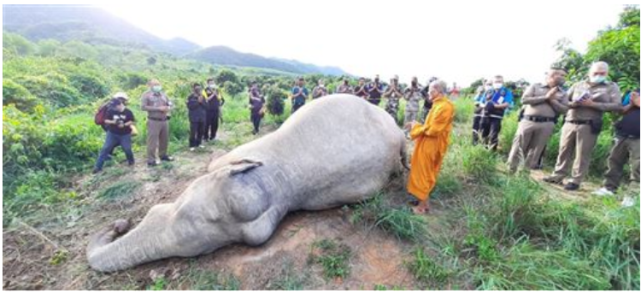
{"left": 148, "top": 117, "right": 168, "bottom": 121}
{"left": 567, "top": 120, "right": 591, "bottom": 125}
{"left": 523, "top": 115, "right": 555, "bottom": 123}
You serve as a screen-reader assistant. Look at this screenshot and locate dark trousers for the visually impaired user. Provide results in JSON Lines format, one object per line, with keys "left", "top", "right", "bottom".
{"left": 368, "top": 98, "right": 381, "bottom": 106}
{"left": 102, "top": 126, "right": 120, "bottom": 156}
{"left": 189, "top": 120, "right": 205, "bottom": 147}
{"left": 205, "top": 111, "right": 219, "bottom": 140}
{"left": 481, "top": 117, "right": 502, "bottom": 151}
{"left": 251, "top": 113, "right": 262, "bottom": 134}
{"left": 95, "top": 132, "right": 134, "bottom": 170}
{"left": 292, "top": 102, "right": 304, "bottom": 114}
{"left": 472, "top": 116, "right": 482, "bottom": 145}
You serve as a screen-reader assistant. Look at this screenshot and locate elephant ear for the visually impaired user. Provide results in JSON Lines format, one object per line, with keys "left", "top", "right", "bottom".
{"left": 228, "top": 158, "right": 263, "bottom": 176}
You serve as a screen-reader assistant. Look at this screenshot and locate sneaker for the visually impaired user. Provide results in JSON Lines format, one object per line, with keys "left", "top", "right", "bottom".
{"left": 621, "top": 196, "right": 636, "bottom": 207}
{"left": 147, "top": 162, "right": 158, "bottom": 167}
{"left": 198, "top": 145, "right": 205, "bottom": 149}
{"left": 160, "top": 156, "right": 174, "bottom": 162}
{"left": 190, "top": 147, "right": 195, "bottom": 152}
{"left": 564, "top": 182, "right": 580, "bottom": 191}
{"left": 92, "top": 168, "right": 102, "bottom": 174}
{"left": 542, "top": 176, "right": 563, "bottom": 185}
{"left": 592, "top": 187, "right": 614, "bottom": 197}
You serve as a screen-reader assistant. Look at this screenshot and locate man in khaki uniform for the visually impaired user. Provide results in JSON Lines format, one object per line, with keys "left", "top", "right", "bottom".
{"left": 507, "top": 69, "right": 569, "bottom": 173}
{"left": 543, "top": 62, "right": 622, "bottom": 190}
{"left": 141, "top": 79, "right": 174, "bottom": 166}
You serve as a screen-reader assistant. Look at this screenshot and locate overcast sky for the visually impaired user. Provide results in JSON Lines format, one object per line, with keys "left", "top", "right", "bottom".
{"left": 96, "top": 0, "right": 626, "bottom": 87}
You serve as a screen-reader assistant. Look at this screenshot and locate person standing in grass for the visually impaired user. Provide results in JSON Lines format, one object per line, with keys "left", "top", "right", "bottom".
{"left": 291, "top": 77, "right": 308, "bottom": 113}
{"left": 335, "top": 77, "right": 353, "bottom": 94}
{"left": 507, "top": 69, "right": 569, "bottom": 174}
{"left": 592, "top": 89, "right": 639, "bottom": 206}
{"left": 312, "top": 79, "right": 329, "bottom": 99}
{"left": 406, "top": 80, "right": 455, "bottom": 214}
{"left": 354, "top": 77, "right": 368, "bottom": 99}
{"left": 204, "top": 78, "right": 224, "bottom": 142}
{"left": 186, "top": 83, "right": 207, "bottom": 151}
{"left": 543, "top": 62, "right": 622, "bottom": 191}
{"left": 366, "top": 74, "right": 384, "bottom": 105}
{"left": 403, "top": 76, "right": 424, "bottom": 126}
{"left": 249, "top": 83, "right": 265, "bottom": 135}
{"left": 93, "top": 98, "right": 135, "bottom": 174}
{"left": 141, "top": 79, "right": 173, "bottom": 167}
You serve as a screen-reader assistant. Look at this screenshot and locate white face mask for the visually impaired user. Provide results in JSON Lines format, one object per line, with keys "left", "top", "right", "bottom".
{"left": 589, "top": 75, "right": 606, "bottom": 84}
{"left": 484, "top": 85, "right": 493, "bottom": 91}
{"left": 493, "top": 83, "right": 503, "bottom": 89}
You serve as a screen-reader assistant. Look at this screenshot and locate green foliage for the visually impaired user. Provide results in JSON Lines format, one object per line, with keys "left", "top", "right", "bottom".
{"left": 408, "top": 248, "right": 452, "bottom": 286}
{"left": 2, "top": 79, "right": 40, "bottom": 111}
{"left": 147, "top": 277, "right": 167, "bottom": 291}
{"left": 350, "top": 193, "right": 427, "bottom": 242}
{"left": 185, "top": 270, "right": 240, "bottom": 290}
{"left": 460, "top": 143, "right": 498, "bottom": 185}
{"left": 265, "top": 85, "right": 286, "bottom": 117}
{"left": 554, "top": 6, "right": 640, "bottom": 90}
{"left": 309, "top": 239, "right": 352, "bottom": 280}
{"left": 3, "top": 32, "right": 36, "bottom": 55}
{"left": 223, "top": 80, "right": 243, "bottom": 96}
{"left": 117, "top": 72, "right": 149, "bottom": 90}
{"left": 473, "top": 241, "right": 610, "bottom": 290}
{"left": 215, "top": 69, "right": 239, "bottom": 85}
{"left": 98, "top": 180, "right": 141, "bottom": 199}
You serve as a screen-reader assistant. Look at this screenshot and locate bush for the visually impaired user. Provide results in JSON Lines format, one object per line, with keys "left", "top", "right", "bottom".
{"left": 2, "top": 79, "right": 40, "bottom": 111}
{"left": 223, "top": 81, "right": 244, "bottom": 96}
{"left": 265, "top": 85, "right": 286, "bottom": 117}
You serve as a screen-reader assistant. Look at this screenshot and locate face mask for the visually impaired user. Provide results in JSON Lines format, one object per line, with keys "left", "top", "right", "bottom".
{"left": 152, "top": 85, "right": 162, "bottom": 92}
{"left": 555, "top": 78, "right": 566, "bottom": 87}
{"left": 485, "top": 85, "right": 492, "bottom": 91}
{"left": 589, "top": 75, "right": 606, "bottom": 84}
{"left": 195, "top": 88, "right": 202, "bottom": 93}
{"left": 374, "top": 79, "right": 379, "bottom": 83}
{"left": 493, "top": 83, "right": 503, "bottom": 89}
{"left": 208, "top": 84, "right": 216, "bottom": 89}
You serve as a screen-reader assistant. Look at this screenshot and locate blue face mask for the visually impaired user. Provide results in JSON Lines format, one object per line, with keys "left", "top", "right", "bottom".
{"left": 590, "top": 75, "right": 606, "bottom": 84}
{"left": 152, "top": 85, "right": 162, "bottom": 92}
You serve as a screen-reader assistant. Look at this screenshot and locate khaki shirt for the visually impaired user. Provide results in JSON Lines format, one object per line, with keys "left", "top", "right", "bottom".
{"left": 141, "top": 90, "right": 170, "bottom": 120}
{"left": 521, "top": 83, "right": 569, "bottom": 118}
{"left": 565, "top": 80, "right": 622, "bottom": 121}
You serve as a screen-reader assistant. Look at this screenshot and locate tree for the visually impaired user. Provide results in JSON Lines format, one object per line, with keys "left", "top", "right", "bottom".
{"left": 553, "top": 6, "right": 640, "bottom": 91}
{"left": 265, "top": 85, "right": 286, "bottom": 117}
{"left": 215, "top": 69, "right": 239, "bottom": 85}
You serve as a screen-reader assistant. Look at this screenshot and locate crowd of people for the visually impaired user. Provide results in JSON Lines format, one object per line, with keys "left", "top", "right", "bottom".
{"left": 91, "top": 60, "right": 639, "bottom": 212}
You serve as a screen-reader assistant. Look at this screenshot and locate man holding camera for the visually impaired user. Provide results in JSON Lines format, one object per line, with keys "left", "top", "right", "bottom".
{"left": 93, "top": 98, "right": 135, "bottom": 173}
{"left": 507, "top": 69, "right": 569, "bottom": 174}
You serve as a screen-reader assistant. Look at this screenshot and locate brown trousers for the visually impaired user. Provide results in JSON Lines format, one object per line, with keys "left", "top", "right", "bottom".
{"left": 147, "top": 119, "right": 169, "bottom": 163}
{"left": 507, "top": 120, "right": 555, "bottom": 173}
{"left": 550, "top": 123, "right": 598, "bottom": 185}
{"left": 604, "top": 136, "right": 640, "bottom": 191}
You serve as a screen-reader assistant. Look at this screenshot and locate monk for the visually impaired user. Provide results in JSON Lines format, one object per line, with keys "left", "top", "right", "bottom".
{"left": 405, "top": 79, "right": 455, "bottom": 214}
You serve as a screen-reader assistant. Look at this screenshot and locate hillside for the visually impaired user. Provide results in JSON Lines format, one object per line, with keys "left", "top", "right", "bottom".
{"left": 2, "top": 4, "right": 349, "bottom": 75}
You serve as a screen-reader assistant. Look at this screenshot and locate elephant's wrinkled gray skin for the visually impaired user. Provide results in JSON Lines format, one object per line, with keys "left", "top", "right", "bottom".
{"left": 87, "top": 94, "right": 408, "bottom": 272}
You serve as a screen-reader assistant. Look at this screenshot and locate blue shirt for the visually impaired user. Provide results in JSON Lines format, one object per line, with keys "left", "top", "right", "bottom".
{"left": 291, "top": 87, "right": 308, "bottom": 105}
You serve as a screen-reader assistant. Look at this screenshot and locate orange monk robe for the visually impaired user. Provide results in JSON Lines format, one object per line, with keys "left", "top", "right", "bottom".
{"left": 407, "top": 96, "right": 455, "bottom": 201}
